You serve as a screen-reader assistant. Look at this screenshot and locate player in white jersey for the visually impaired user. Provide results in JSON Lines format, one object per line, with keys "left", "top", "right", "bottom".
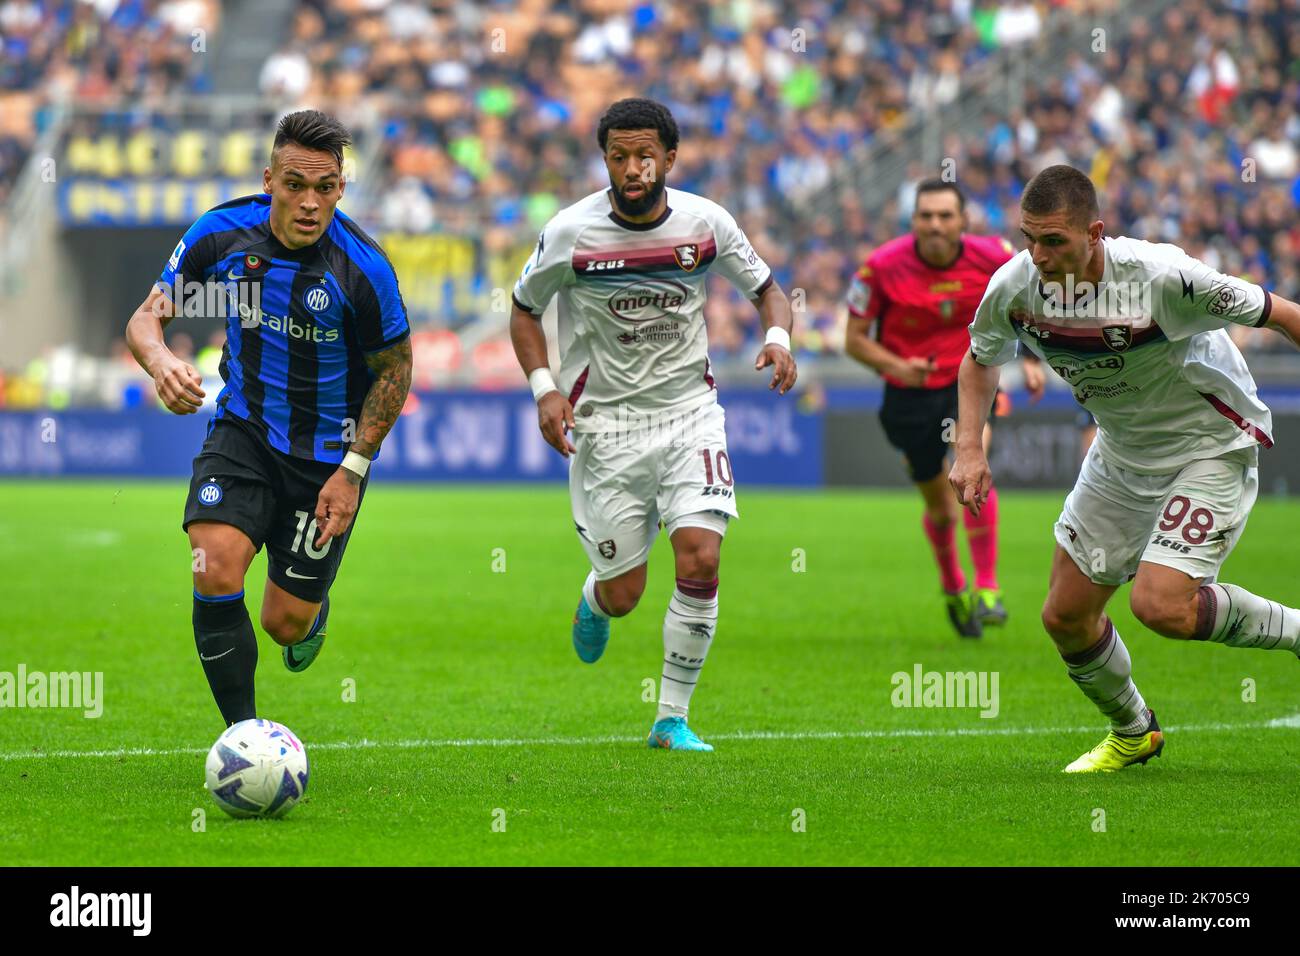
{"left": 509, "top": 98, "right": 797, "bottom": 751}
{"left": 950, "top": 165, "right": 1300, "bottom": 772}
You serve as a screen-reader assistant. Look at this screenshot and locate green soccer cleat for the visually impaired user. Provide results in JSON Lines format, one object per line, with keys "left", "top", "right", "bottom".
{"left": 974, "top": 588, "right": 1008, "bottom": 627}
{"left": 944, "top": 589, "right": 983, "bottom": 639}
{"left": 284, "top": 595, "right": 328, "bottom": 673}
{"left": 1064, "top": 710, "right": 1164, "bottom": 773}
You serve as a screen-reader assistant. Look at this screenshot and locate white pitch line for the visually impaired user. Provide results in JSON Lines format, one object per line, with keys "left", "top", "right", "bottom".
{"left": 2, "top": 717, "right": 1297, "bottom": 762}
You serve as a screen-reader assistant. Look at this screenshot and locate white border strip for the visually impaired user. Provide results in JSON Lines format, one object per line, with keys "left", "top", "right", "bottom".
{"left": 2, "top": 716, "right": 1297, "bottom": 762}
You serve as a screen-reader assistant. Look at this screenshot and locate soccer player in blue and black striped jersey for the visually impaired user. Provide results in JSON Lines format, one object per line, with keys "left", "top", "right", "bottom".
{"left": 126, "top": 110, "right": 412, "bottom": 727}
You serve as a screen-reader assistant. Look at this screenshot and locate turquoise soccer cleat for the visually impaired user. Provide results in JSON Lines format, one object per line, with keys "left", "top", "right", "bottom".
{"left": 647, "top": 716, "right": 714, "bottom": 751}
{"left": 284, "top": 595, "right": 329, "bottom": 673}
{"left": 571, "top": 595, "right": 611, "bottom": 663}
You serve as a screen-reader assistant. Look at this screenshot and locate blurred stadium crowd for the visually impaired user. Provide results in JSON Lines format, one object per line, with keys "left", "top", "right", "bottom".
{"left": 0, "top": 0, "right": 220, "bottom": 200}
{"left": 1, "top": 0, "right": 1299, "bottom": 409}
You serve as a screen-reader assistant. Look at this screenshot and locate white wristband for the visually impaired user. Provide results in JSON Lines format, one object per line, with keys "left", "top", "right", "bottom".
{"left": 529, "top": 367, "right": 559, "bottom": 402}
{"left": 765, "top": 326, "right": 792, "bottom": 351}
{"left": 341, "top": 450, "right": 370, "bottom": 479}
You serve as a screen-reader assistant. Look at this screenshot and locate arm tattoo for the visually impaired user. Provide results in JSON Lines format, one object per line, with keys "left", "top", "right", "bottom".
{"left": 349, "top": 339, "right": 412, "bottom": 469}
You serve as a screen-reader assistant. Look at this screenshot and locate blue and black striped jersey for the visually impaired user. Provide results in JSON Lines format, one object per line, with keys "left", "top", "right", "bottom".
{"left": 158, "top": 193, "right": 409, "bottom": 464}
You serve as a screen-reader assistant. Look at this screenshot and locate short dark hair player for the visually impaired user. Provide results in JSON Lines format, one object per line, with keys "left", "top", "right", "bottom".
{"left": 126, "top": 109, "right": 412, "bottom": 726}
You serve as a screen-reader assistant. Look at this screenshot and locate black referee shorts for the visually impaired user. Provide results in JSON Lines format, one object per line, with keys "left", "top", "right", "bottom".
{"left": 879, "top": 382, "right": 960, "bottom": 483}
{"left": 182, "top": 415, "right": 368, "bottom": 603}
{"left": 879, "top": 383, "right": 1006, "bottom": 483}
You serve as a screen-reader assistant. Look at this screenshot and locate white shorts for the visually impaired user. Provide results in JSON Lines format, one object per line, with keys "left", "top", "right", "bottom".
{"left": 569, "top": 402, "right": 738, "bottom": 580}
{"left": 1054, "top": 444, "right": 1258, "bottom": 586}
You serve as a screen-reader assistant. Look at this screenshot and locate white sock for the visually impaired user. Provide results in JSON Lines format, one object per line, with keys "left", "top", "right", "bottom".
{"left": 581, "top": 570, "right": 610, "bottom": 619}
{"left": 657, "top": 584, "right": 717, "bottom": 720}
{"left": 1062, "top": 619, "right": 1150, "bottom": 735}
{"left": 1197, "top": 583, "right": 1300, "bottom": 652}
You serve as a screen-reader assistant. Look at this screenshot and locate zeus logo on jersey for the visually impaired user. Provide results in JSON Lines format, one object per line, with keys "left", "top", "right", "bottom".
{"left": 1010, "top": 310, "right": 1049, "bottom": 339}
{"left": 585, "top": 259, "right": 626, "bottom": 271}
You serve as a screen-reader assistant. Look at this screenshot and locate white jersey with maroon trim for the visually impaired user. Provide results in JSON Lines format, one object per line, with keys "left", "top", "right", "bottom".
{"left": 970, "top": 235, "right": 1274, "bottom": 475}
{"left": 513, "top": 186, "right": 772, "bottom": 432}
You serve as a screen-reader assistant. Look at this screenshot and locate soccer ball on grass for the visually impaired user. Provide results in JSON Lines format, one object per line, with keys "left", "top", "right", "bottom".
{"left": 204, "top": 718, "right": 309, "bottom": 819}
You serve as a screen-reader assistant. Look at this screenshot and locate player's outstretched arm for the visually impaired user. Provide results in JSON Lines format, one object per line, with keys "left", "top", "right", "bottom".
{"left": 949, "top": 350, "right": 1001, "bottom": 516}
{"left": 315, "top": 338, "right": 412, "bottom": 547}
{"left": 1262, "top": 292, "right": 1300, "bottom": 349}
{"left": 752, "top": 282, "right": 797, "bottom": 394}
{"left": 510, "top": 302, "right": 575, "bottom": 458}
{"left": 125, "top": 285, "right": 206, "bottom": 414}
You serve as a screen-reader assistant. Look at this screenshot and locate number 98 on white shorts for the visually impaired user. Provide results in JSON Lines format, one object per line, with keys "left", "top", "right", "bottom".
{"left": 1054, "top": 444, "right": 1258, "bottom": 586}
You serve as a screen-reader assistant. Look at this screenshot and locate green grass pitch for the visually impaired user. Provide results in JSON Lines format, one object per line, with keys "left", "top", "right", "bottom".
{"left": 1, "top": 479, "right": 1298, "bottom": 866}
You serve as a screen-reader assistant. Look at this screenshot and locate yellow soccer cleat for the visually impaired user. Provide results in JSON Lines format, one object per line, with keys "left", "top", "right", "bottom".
{"left": 1063, "top": 710, "right": 1164, "bottom": 773}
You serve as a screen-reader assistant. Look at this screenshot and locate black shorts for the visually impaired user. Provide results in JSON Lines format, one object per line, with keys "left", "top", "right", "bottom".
{"left": 879, "top": 383, "right": 1005, "bottom": 483}
{"left": 879, "top": 383, "right": 959, "bottom": 483}
{"left": 182, "top": 415, "right": 368, "bottom": 602}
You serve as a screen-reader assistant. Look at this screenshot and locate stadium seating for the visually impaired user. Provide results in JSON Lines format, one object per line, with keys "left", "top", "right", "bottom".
{"left": 1, "top": 0, "right": 1298, "bottom": 409}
